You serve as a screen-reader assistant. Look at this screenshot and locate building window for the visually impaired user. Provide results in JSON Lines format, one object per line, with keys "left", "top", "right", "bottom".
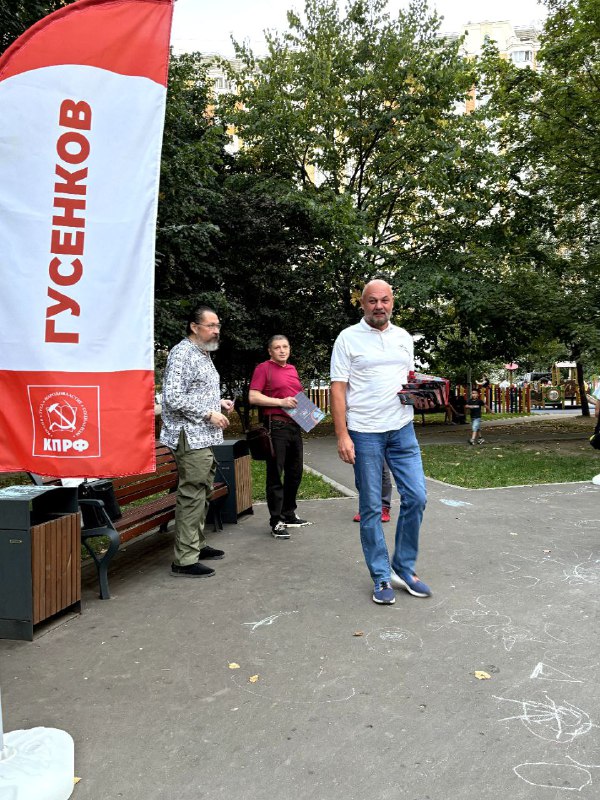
{"left": 511, "top": 50, "right": 532, "bottom": 63}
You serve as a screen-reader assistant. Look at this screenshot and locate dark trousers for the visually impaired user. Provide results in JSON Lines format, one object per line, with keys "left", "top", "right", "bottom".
{"left": 266, "top": 420, "right": 303, "bottom": 526}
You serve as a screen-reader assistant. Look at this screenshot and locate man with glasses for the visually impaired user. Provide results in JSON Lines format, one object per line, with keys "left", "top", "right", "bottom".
{"left": 160, "top": 305, "right": 234, "bottom": 578}
{"left": 330, "top": 280, "right": 430, "bottom": 605}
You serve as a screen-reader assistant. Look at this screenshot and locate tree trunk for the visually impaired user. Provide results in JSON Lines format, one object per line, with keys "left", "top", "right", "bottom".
{"left": 576, "top": 360, "right": 590, "bottom": 417}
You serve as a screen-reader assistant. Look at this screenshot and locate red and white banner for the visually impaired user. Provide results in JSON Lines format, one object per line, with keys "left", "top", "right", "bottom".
{"left": 0, "top": 0, "right": 173, "bottom": 477}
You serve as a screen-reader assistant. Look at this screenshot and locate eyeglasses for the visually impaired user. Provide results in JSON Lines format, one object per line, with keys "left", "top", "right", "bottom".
{"left": 197, "top": 323, "right": 221, "bottom": 330}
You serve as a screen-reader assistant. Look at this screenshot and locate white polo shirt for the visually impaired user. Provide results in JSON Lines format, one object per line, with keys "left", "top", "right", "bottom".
{"left": 330, "top": 318, "right": 414, "bottom": 432}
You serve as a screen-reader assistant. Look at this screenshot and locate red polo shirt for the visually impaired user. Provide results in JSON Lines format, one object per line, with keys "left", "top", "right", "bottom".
{"left": 250, "top": 360, "right": 303, "bottom": 417}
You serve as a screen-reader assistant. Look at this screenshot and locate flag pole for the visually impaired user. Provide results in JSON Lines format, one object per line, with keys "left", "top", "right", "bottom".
{"left": 0, "top": 686, "right": 6, "bottom": 759}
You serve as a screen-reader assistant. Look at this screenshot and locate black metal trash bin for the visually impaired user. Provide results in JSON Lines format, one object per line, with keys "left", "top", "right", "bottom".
{"left": 210, "top": 439, "right": 253, "bottom": 524}
{"left": 0, "top": 485, "right": 80, "bottom": 641}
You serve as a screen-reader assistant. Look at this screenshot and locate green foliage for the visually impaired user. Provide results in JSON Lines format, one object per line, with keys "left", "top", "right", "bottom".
{"left": 225, "top": 0, "right": 481, "bottom": 304}
{"left": 156, "top": 52, "right": 354, "bottom": 420}
{"left": 0, "top": 0, "right": 76, "bottom": 52}
{"left": 155, "top": 52, "right": 229, "bottom": 349}
{"left": 477, "top": 0, "right": 600, "bottom": 409}
{"left": 220, "top": 0, "right": 565, "bottom": 384}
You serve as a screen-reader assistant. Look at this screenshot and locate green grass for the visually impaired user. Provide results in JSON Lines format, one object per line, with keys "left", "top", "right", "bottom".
{"left": 0, "top": 473, "right": 30, "bottom": 490}
{"left": 421, "top": 443, "right": 599, "bottom": 488}
{"left": 250, "top": 460, "right": 342, "bottom": 502}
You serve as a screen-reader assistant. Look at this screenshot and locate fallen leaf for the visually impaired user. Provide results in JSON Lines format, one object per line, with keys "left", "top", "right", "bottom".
{"left": 474, "top": 670, "right": 491, "bottom": 680}
{"left": 353, "top": 631, "right": 364, "bottom": 637}
{"left": 228, "top": 662, "right": 240, "bottom": 670}
{"left": 249, "top": 674, "right": 259, "bottom": 683}
{"left": 74, "top": 777, "right": 81, "bottom": 785}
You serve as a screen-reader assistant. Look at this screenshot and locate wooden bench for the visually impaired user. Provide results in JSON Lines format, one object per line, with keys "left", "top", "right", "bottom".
{"left": 30, "top": 442, "right": 229, "bottom": 600}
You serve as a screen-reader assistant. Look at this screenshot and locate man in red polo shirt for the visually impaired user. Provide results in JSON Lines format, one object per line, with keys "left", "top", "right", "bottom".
{"left": 249, "top": 335, "right": 311, "bottom": 538}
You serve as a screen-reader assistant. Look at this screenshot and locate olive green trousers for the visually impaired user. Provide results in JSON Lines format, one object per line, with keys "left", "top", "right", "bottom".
{"left": 172, "top": 430, "right": 216, "bottom": 566}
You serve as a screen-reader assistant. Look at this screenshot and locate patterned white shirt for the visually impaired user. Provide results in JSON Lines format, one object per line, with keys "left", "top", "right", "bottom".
{"left": 159, "top": 338, "right": 223, "bottom": 450}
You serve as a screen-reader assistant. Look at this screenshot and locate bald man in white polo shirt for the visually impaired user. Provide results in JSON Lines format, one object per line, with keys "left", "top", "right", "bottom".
{"left": 330, "top": 280, "right": 431, "bottom": 605}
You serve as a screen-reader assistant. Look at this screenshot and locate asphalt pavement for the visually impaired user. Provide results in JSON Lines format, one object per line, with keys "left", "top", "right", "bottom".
{"left": 1, "top": 433, "right": 600, "bottom": 800}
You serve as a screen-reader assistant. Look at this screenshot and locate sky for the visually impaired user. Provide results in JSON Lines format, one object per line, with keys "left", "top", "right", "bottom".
{"left": 170, "top": 0, "right": 547, "bottom": 56}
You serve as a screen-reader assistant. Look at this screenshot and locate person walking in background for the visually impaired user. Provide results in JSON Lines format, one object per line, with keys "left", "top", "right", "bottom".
{"left": 353, "top": 461, "right": 393, "bottom": 523}
{"left": 160, "top": 305, "right": 234, "bottom": 578}
{"left": 330, "top": 279, "right": 430, "bottom": 605}
{"left": 465, "top": 388, "right": 492, "bottom": 445}
{"left": 249, "top": 335, "right": 310, "bottom": 539}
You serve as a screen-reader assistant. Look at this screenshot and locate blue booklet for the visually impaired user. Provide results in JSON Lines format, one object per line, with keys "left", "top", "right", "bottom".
{"left": 284, "top": 392, "right": 326, "bottom": 432}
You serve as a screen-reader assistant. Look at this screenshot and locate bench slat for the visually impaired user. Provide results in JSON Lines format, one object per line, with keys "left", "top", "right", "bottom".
{"left": 119, "top": 511, "right": 178, "bottom": 544}
{"left": 114, "top": 476, "right": 177, "bottom": 505}
{"left": 115, "top": 493, "right": 177, "bottom": 532}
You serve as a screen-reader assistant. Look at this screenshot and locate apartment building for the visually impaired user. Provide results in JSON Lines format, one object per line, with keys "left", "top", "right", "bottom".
{"left": 442, "top": 20, "right": 541, "bottom": 112}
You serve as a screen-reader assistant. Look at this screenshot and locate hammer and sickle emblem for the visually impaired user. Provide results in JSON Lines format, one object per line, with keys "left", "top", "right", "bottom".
{"left": 46, "top": 401, "right": 77, "bottom": 431}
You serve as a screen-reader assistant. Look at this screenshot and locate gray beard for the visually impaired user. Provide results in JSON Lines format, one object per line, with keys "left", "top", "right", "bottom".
{"left": 202, "top": 340, "right": 220, "bottom": 352}
{"left": 365, "top": 314, "right": 389, "bottom": 329}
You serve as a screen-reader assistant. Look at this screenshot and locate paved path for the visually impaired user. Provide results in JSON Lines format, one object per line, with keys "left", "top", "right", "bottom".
{"left": 2, "top": 437, "right": 600, "bottom": 800}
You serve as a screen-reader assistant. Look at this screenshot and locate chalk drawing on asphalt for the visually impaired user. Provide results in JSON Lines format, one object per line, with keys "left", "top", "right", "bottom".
{"left": 496, "top": 689, "right": 600, "bottom": 791}
{"left": 574, "top": 520, "right": 600, "bottom": 530}
{"left": 530, "top": 662, "right": 583, "bottom": 684}
{"left": 562, "top": 556, "right": 600, "bottom": 587}
{"left": 513, "top": 761, "right": 592, "bottom": 792}
{"left": 365, "top": 627, "right": 423, "bottom": 658}
{"left": 526, "top": 486, "right": 597, "bottom": 505}
{"left": 242, "top": 611, "right": 299, "bottom": 631}
{"left": 427, "top": 597, "right": 554, "bottom": 652}
{"left": 495, "top": 692, "right": 597, "bottom": 743}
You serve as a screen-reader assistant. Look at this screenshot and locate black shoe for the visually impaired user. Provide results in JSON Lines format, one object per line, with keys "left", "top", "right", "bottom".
{"left": 282, "top": 514, "right": 311, "bottom": 527}
{"left": 199, "top": 545, "right": 225, "bottom": 560}
{"left": 171, "top": 561, "right": 215, "bottom": 578}
{"left": 271, "top": 521, "right": 290, "bottom": 539}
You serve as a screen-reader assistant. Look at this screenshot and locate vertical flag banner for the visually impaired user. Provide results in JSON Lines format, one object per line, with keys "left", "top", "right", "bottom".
{"left": 0, "top": 0, "right": 173, "bottom": 477}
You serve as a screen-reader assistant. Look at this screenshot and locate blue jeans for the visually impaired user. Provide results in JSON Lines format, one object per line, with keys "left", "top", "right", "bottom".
{"left": 349, "top": 424, "right": 427, "bottom": 585}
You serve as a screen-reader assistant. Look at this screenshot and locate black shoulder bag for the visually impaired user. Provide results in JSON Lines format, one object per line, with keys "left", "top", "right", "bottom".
{"left": 78, "top": 479, "right": 122, "bottom": 523}
{"left": 246, "top": 365, "right": 275, "bottom": 461}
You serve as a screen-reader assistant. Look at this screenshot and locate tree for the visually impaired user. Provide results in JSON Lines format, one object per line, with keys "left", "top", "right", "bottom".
{"left": 479, "top": 0, "right": 600, "bottom": 412}
{"left": 219, "top": 0, "right": 554, "bottom": 384}
{"left": 154, "top": 52, "right": 229, "bottom": 350}
{"left": 0, "top": 0, "right": 77, "bottom": 52}
{"left": 156, "top": 53, "right": 347, "bottom": 425}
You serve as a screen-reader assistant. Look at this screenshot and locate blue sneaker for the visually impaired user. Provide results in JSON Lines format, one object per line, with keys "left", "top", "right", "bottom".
{"left": 390, "top": 570, "right": 432, "bottom": 598}
{"left": 372, "top": 581, "right": 395, "bottom": 605}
